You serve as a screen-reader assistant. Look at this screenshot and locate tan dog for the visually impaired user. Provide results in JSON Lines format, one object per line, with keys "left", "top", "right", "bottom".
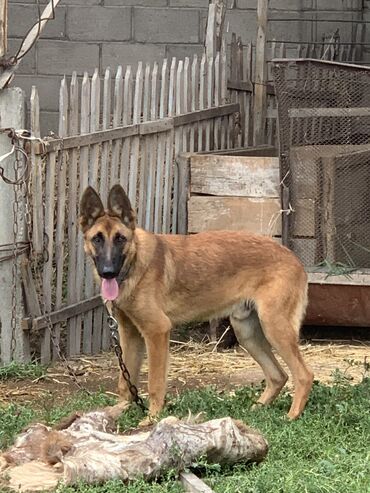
{"left": 79, "top": 184, "right": 314, "bottom": 421}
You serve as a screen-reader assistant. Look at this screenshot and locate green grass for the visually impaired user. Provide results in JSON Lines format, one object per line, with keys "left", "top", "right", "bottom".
{"left": 0, "top": 361, "right": 46, "bottom": 381}
{"left": 0, "top": 375, "right": 369, "bottom": 493}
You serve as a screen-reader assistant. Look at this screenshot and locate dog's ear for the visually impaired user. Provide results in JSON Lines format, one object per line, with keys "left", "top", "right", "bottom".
{"left": 107, "top": 184, "right": 136, "bottom": 230}
{"left": 79, "top": 187, "right": 105, "bottom": 233}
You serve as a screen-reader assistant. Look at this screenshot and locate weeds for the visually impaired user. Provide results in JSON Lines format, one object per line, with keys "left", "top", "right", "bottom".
{"left": 0, "top": 373, "right": 369, "bottom": 492}
{"left": 0, "top": 361, "right": 46, "bottom": 381}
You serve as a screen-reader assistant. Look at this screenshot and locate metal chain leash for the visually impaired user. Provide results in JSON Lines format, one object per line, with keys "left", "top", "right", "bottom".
{"left": 104, "top": 301, "right": 147, "bottom": 411}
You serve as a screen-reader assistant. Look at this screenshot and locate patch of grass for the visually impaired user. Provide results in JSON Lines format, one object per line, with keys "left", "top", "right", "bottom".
{"left": 0, "top": 377, "right": 369, "bottom": 493}
{"left": 0, "top": 361, "right": 46, "bottom": 381}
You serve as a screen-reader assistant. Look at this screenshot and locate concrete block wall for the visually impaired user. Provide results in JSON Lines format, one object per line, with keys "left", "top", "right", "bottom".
{"left": 6, "top": 0, "right": 366, "bottom": 134}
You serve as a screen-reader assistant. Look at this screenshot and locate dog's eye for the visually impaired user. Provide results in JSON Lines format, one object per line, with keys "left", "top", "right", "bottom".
{"left": 92, "top": 234, "right": 104, "bottom": 246}
{"left": 115, "top": 234, "right": 126, "bottom": 245}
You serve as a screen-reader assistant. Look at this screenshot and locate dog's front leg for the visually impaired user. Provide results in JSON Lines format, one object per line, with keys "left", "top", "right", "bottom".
{"left": 142, "top": 316, "right": 171, "bottom": 422}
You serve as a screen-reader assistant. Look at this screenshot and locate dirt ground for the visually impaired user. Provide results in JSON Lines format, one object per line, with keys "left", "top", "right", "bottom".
{"left": 0, "top": 338, "right": 369, "bottom": 408}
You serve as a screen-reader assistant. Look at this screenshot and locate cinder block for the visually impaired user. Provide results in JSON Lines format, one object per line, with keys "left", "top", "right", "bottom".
{"left": 40, "top": 111, "right": 59, "bottom": 136}
{"left": 7, "top": 38, "right": 36, "bottom": 74}
{"left": 224, "top": 9, "right": 257, "bottom": 43}
{"left": 102, "top": 43, "right": 166, "bottom": 70}
{"left": 268, "top": 12, "right": 309, "bottom": 42}
{"left": 269, "top": 0, "right": 303, "bottom": 11}
{"left": 235, "top": 0, "right": 257, "bottom": 9}
{"left": 134, "top": 7, "right": 200, "bottom": 43}
{"left": 169, "top": 0, "right": 208, "bottom": 7}
{"left": 166, "top": 44, "right": 204, "bottom": 60}
{"left": 303, "top": 0, "right": 361, "bottom": 10}
{"left": 67, "top": 7, "right": 131, "bottom": 41}
{"left": 37, "top": 40, "right": 99, "bottom": 75}
{"left": 8, "top": 4, "right": 66, "bottom": 38}
{"left": 12, "top": 74, "right": 62, "bottom": 111}
{"left": 106, "top": 0, "right": 166, "bottom": 5}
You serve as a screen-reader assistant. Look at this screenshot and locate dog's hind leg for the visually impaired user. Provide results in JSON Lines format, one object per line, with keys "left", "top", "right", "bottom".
{"left": 230, "top": 307, "right": 288, "bottom": 407}
{"left": 115, "top": 310, "right": 146, "bottom": 403}
{"left": 257, "top": 300, "right": 314, "bottom": 420}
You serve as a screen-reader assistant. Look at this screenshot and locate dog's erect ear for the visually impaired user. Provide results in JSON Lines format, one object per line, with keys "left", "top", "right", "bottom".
{"left": 107, "top": 184, "right": 136, "bottom": 230}
{"left": 79, "top": 187, "right": 105, "bottom": 233}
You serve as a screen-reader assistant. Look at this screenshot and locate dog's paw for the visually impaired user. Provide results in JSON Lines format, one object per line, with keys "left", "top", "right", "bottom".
{"left": 138, "top": 415, "right": 158, "bottom": 428}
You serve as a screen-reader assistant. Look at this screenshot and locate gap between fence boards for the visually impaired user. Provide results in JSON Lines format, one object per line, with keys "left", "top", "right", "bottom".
{"left": 30, "top": 103, "right": 240, "bottom": 155}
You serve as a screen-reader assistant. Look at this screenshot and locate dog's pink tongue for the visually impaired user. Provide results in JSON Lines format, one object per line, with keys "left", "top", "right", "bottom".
{"left": 101, "top": 278, "right": 119, "bottom": 301}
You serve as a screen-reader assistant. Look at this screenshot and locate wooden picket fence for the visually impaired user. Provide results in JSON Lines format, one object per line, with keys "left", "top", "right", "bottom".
{"left": 24, "top": 52, "right": 240, "bottom": 363}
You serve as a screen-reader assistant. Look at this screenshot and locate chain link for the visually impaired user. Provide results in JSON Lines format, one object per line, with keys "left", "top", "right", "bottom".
{"left": 104, "top": 302, "right": 147, "bottom": 411}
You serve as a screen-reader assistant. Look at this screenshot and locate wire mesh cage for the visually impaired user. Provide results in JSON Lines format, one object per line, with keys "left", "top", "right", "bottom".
{"left": 272, "top": 58, "right": 370, "bottom": 272}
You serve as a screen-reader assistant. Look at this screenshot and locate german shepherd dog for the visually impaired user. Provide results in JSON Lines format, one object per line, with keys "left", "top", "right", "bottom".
{"left": 80, "top": 185, "right": 314, "bottom": 422}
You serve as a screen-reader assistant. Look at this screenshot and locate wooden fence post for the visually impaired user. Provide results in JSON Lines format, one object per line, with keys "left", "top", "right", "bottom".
{"left": 0, "top": 0, "right": 7, "bottom": 58}
{"left": 253, "top": 0, "right": 268, "bottom": 146}
{"left": 0, "top": 87, "right": 30, "bottom": 363}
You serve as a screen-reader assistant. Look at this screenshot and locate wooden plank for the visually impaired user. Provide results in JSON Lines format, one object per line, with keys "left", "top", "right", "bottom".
{"left": 53, "top": 76, "right": 68, "bottom": 360}
{"left": 90, "top": 68, "right": 100, "bottom": 187}
{"left": 34, "top": 106, "right": 238, "bottom": 156}
{"left": 138, "top": 63, "right": 151, "bottom": 227}
{"left": 227, "top": 79, "right": 253, "bottom": 93}
{"left": 198, "top": 54, "right": 206, "bottom": 151}
{"left": 173, "top": 59, "right": 184, "bottom": 233}
{"left": 220, "top": 38, "right": 227, "bottom": 149}
{"left": 163, "top": 58, "right": 176, "bottom": 233}
{"left": 100, "top": 67, "right": 111, "bottom": 205}
{"left": 182, "top": 56, "right": 190, "bottom": 152}
{"left": 190, "top": 54, "right": 199, "bottom": 152}
{"left": 245, "top": 42, "right": 253, "bottom": 146}
{"left": 205, "top": 2, "right": 216, "bottom": 60}
{"left": 67, "top": 71, "right": 79, "bottom": 357}
{"left": 111, "top": 65, "right": 123, "bottom": 187}
{"left": 0, "top": 0, "right": 8, "bottom": 58}
{"left": 190, "top": 155, "right": 280, "bottom": 198}
{"left": 21, "top": 258, "right": 41, "bottom": 320}
{"left": 120, "top": 65, "right": 133, "bottom": 192}
{"left": 177, "top": 153, "right": 191, "bottom": 235}
{"left": 128, "top": 61, "right": 143, "bottom": 208}
{"left": 154, "top": 58, "right": 168, "bottom": 233}
{"left": 205, "top": 56, "right": 214, "bottom": 151}
{"left": 26, "top": 295, "right": 103, "bottom": 332}
{"left": 253, "top": 0, "right": 268, "bottom": 146}
{"left": 213, "top": 52, "right": 221, "bottom": 150}
{"left": 188, "top": 196, "right": 281, "bottom": 235}
{"left": 89, "top": 68, "right": 103, "bottom": 354}
{"left": 180, "top": 471, "right": 215, "bottom": 493}
{"left": 174, "top": 103, "right": 239, "bottom": 127}
{"left": 145, "top": 61, "right": 159, "bottom": 231}
{"left": 235, "top": 36, "right": 243, "bottom": 147}
{"left": 307, "top": 271, "right": 370, "bottom": 287}
{"left": 42, "top": 147, "right": 56, "bottom": 364}
{"left": 100, "top": 67, "right": 112, "bottom": 352}
{"left": 79, "top": 72, "right": 91, "bottom": 355}
{"left": 30, "top": 87, "right": 43, "bottom": 255}
{"left": 289, "top": 107, "right": 370, "bottom": 118}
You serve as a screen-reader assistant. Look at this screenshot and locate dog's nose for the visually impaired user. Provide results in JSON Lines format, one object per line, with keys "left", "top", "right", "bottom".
{"left": 101, "top": 266, "right": 117, "bottom": 279}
